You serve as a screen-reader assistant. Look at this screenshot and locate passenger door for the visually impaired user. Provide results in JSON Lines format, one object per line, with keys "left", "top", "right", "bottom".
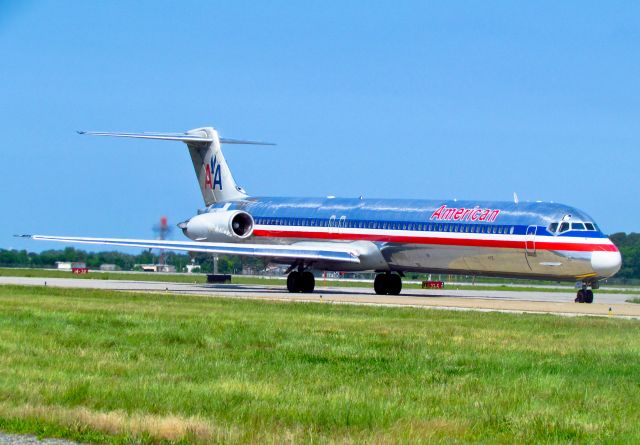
{"left": 525, "top": 225, "right": 537, "bottom": 256}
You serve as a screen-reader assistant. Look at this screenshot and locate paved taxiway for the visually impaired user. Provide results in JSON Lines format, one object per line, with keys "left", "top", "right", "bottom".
{"left": 2, "top": 276, "right": 640, "bottom": 319}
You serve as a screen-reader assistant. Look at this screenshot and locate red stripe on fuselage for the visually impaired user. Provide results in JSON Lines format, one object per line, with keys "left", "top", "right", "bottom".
{"left": 252, "top": 229, "right": 618, "bottom": 252}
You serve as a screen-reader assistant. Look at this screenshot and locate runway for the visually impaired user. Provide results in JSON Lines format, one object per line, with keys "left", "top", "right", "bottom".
{"left": 1, "top": 276, "right": 639, "bottom": 319}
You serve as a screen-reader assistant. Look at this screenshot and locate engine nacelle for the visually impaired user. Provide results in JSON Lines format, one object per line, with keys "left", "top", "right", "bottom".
{"left": 182, "top": 210, "right": 254, "bottom": 242}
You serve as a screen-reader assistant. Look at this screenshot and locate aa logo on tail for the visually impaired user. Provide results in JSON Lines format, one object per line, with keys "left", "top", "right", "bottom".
{"left": 204, "top": 156, "right": 223, "bottom": 190}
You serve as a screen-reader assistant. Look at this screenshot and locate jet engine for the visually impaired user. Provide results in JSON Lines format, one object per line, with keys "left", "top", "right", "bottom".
{"left": 180, "top": 210, "right": 254, "bottom": 242}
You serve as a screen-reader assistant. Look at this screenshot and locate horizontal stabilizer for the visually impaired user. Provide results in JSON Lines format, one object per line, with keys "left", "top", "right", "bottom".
{"left": 24, "top": 235, "right": 360, "bottom": 264}
{"left": 77, "top": 131, "right": 213, "bottom": 143}
{"left": 78, "top": 131, "right": 275, "bottom": 145}
{"left": 218, "top": 138, "right": 275, "bottom": 146}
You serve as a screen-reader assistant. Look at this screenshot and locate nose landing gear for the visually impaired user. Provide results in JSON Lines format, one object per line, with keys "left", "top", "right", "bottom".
{"left": 575, "top": 282, "right": 598, "bottom": 304}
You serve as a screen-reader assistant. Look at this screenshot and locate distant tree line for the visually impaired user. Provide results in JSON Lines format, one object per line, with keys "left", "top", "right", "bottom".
{"left": 0, "top": 247, "right": 267, "bottom": 275}
{"left": 609, "top": 233, "right": 640, "bottom": 282}
{"left": 1, "top": 233, "right": 638, "bottom": 280}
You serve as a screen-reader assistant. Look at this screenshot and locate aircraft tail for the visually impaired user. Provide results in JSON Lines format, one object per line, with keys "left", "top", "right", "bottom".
{"left": 79, "top": 127, "right": 274, "bottom": 206}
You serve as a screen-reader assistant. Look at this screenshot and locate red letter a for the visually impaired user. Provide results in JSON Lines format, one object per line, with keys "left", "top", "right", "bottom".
{"left": 204, "top": 164, "right": 213, "bottom": 189}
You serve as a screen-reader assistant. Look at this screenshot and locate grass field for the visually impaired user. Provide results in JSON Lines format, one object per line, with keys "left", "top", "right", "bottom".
{"left": 1, "top": 285, "right": 639, "bottom": 443}
{"left": 2, "top": 267, "right": 639, "bottom": 295}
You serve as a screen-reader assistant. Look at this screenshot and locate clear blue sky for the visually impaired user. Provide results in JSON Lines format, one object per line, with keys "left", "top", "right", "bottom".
{"left": 1, "top": 1, "right": 638, "bottom": 252}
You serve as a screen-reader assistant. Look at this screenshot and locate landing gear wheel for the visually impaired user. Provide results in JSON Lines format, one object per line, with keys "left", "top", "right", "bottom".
{"left": 388, "top": 274, "right": 402, "bottom": 295}
{"left": 374, "top": 273, "right": 403, "bottom": 295}
{"left": 374, "top": 273, "right": 388, "bottom": 295}
{"left": 575, "top": 289, "right": 585, "bottom": 303}
{"left": 584, "top": 289, "right": 594, "bottom": 304}
{"left": 300, "top": 271, "right": 315, "bottom": 293}
{"left": 287, "top": 271, "right": 301, "bottom": 293}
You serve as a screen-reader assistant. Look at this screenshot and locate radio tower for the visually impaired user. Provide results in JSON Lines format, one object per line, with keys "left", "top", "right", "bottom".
{"left": 152, "top": 216, "right": 172, "bottom": 266}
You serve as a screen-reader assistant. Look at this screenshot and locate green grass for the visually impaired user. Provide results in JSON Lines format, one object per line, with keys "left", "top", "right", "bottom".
{"left": 1, "top": 285, "right": 640, "bottom": 443}
{"left": 627, "top": 297, "right": 640, "bottom": 304}
{"left": 3, "top": 267, "right": 639, "bottom": 295}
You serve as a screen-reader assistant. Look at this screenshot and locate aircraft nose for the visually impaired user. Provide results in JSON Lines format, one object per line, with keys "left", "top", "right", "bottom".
{"left": 591, "top": 250, "right": 622, "bottom": 278}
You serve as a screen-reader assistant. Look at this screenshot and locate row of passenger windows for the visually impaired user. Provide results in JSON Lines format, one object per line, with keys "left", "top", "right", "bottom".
{"left": 254, "top": 217, "right": 516, "bottom": 235}
{"left": 548, "top": 221, "right": 596, "bottom": 234}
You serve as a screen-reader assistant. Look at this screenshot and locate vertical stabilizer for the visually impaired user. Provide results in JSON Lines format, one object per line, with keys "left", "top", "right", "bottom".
{"left": 185, "top": 127, "right": 247, "bottom": 205}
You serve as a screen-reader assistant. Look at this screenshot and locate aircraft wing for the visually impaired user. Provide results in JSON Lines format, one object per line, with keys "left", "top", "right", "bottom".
{"left": 22, "top": 235, "right": 360, "bottom": 264}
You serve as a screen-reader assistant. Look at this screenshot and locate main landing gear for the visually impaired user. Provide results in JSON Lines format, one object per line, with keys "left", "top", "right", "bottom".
{"left": 575, "top": 282, "right": 598, "bottom": 304}
{"left": 286, "top": 270, "right": 315, "bottom": 293}
{"left": 374, "top": 272, "right": 402, "bottom": 295}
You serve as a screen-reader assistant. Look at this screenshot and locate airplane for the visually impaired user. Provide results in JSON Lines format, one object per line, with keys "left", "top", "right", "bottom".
{"left": 24, "top": 126, "right": 622, "bottom": 303}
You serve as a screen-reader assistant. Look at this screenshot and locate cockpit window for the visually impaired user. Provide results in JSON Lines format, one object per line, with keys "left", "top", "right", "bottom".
{"left": 548, "top": 223, "right": 558, "bottom": 233}
{"left": 571, "top": 222, "right": 586, "bottom": 231}
{"left": 559, "top": 222, "right": 570, "bottom": 233}
{"left": 585, "top": 223, "right": 596, "bottom": 231}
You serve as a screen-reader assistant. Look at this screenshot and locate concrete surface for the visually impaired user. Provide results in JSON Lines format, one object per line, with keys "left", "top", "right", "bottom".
{"left": 2, "top": 276, "right": 639, "bottom": 319}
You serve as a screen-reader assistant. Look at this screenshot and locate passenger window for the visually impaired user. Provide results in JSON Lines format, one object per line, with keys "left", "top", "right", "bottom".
{"left": 510, "top": 226, "right": 514, "bottom": 235}
{"left": 548, "top": 223, "right": 558, "bottom": 233}
{"left": 559, "top": 222, "right": 570, "bottom": 233}
{"left": 572, "top": 222, "right": 586, "bottom": 231}
{"left": 585, "top": 223, "right": 595, "bottom": 231}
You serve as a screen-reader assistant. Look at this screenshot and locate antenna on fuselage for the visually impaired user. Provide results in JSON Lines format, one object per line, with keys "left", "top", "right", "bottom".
{"left": 513, "top": 192, "right": 519, "bottom": 204}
